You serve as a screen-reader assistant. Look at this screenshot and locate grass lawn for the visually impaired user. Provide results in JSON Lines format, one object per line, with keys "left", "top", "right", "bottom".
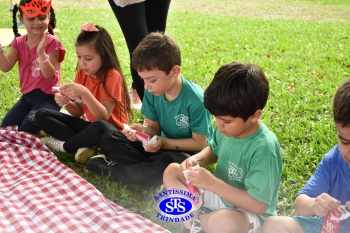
{"left": 0, "top": 0, "right": 350, "bottom": 232}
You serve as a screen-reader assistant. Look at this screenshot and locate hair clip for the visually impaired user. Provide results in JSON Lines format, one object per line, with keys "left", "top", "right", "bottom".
{"left": 80, "top": 23, "right": 99, "bottom": 32}
{"left": 20, "top": 0, "right": 51, "bottom": 18}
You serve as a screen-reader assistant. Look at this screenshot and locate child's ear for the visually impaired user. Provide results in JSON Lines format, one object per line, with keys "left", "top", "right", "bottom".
{"left": 171, "top": 65, "right": 180, "bottom": 78}
{"left": 250, "top": 109, "right": 262, "bottom": 123}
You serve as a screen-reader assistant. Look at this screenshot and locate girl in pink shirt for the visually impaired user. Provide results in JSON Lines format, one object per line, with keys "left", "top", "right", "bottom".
{"left": 0, "top": 0, "right": 65, "bottom": 134}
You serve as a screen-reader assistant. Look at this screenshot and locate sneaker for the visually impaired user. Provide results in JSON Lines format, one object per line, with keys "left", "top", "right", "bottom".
{"left": 75, "top": 147, "right": 97, "bottom": 164}
{"left": 86, "top": 155, "right": 118, "bottom": 176}
{"left": 154, "top": 184, "right": 166, "bottom": 196}
{"left": 183, "top": 219, "right": 205, "bottom": 233}
{"left": 129, "top": 87, "right": 142, "bottom": 110}
{"left": 40, "top": 137, "right": 63, "bottom": 151}
{"left": 198, "top": 207, "right": 213, "bottom": 217}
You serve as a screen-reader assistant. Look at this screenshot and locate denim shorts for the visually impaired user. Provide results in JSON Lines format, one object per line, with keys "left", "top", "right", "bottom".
{"left": 293, "top": 216, "right": 349, "bottom": 233}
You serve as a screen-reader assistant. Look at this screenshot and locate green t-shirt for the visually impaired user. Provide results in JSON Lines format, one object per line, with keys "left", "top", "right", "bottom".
{"left": 141, "top": 76, "right": 212, "bottom": 151}
{"left": 210, "top": 122, "right": 282, "bottom": 223}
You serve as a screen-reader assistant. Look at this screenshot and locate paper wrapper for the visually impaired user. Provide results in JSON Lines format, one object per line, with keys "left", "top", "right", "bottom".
{"left": 183, "top": 165, "right": 204, "bottom": 210}
{"left": 321, "top": 205, "right": 350, "bottom": 233}
{"left": 52, "top": 86, "right": 83, "bottom": 103}
{"left": 123, "top": 124, "right": 157, "bottom": 146}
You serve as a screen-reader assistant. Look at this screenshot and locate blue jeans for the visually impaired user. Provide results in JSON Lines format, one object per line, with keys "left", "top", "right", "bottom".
{"left": 1, "top": 89, "right": 60, "bottom": 134}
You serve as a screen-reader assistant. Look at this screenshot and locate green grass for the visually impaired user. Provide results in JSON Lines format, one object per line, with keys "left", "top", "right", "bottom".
{"left": 0, "top": 1, "right": 350, "bottom": 232}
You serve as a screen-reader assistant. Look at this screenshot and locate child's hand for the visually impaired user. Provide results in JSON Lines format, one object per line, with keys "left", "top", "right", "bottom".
{"left": 180, "top": 157, "right": 198, "bottom": 171}
{"left": 122, "top": 124, "right": 144, "bottom": 142}
{"left": 143, "top": 136, "right": 161, "bottom": 152}
{"left": 129, "top": 123, "right": 144, "bottom": 132}
{"left": 54, "top": 93, "right": 69, "bottom": 106}
{"left": 312, "top": 193, "right": 340, "bottom": 216}
{"left": 122, "top": 128, "right": 137, "bottom": 141}
{"left": 60, "top": 83, "right": 86, "bottom": 97}
{"left": 37, "top": 32, "right": 48, "bottom": 60}
{"left": 188, "top": 167, "right": 215, "bottom": 190}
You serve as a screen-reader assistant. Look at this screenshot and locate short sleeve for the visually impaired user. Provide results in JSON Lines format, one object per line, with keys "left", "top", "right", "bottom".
{"left": 245, "top": 149, "right": 281, "bottom": 205}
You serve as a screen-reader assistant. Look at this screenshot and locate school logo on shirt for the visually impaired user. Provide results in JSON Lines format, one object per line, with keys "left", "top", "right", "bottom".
{"left": 175, "top": 114, "right": 190, "bottom": 129}
{"left": 228, "top": 161, "right": 243, "bottom": 181}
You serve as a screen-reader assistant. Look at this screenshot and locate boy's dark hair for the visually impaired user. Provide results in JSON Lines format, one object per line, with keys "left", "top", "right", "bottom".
{"left": 76, "top": 25, "right": 131, "bottom": 118}
{"left": 204, "top": 62, "right": 269, "bottom": 121}
{"left": 333, "top": 79, "right": 350, "bottom": 127}
{"left": 132, "top": 32, "right": 181, "bottom": 74}
{"left": 12, "top": 0, "right": 56, "bottom": 37}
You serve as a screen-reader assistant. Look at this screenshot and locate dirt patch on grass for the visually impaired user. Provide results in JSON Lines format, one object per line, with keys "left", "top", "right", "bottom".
{"left": 54, "top": 0, "right": 350, "bottom": 22}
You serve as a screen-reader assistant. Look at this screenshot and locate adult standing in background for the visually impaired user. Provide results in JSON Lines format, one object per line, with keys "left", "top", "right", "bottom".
{"left": 108, "top": 0, "right": 171, "bottom": 110}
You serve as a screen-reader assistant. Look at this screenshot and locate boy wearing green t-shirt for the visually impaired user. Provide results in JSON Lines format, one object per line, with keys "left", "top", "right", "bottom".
{"left": 86, "top": 32, "right": 213, "bottom": 187}
{"left": 163, "top": 62, "right": 282, "bottom": 233}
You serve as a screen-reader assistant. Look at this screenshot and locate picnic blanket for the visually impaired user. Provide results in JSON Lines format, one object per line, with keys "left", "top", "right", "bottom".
{"left": 0, "top": 126, "right": 168, "bottom": 233}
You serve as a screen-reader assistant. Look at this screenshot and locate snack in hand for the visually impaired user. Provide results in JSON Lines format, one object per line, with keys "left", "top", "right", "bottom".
{"left": 52, "top": 86, "right": 83, "bottom": 103}
{"left": 322, "top": 205, "right": 350, "bottom": 233}
{"left": 123, "top": 124, "right": 157, "bottom": 146}
{"left": 183, "top": 164, "right": 204, "bottom": 210}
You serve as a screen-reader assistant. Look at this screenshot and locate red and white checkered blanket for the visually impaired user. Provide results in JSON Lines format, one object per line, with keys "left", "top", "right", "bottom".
{"left": 0, "top": 126, "right": 168, "bottom": 233}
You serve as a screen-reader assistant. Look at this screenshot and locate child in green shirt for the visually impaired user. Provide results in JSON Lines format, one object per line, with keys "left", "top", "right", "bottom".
{"left": 163, "top": 62, "right": 282, "bottom": 233}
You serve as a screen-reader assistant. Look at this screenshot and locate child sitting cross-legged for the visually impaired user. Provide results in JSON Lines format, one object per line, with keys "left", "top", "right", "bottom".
{"left": 85, "top": 32, "right": 213, "bottom": 187}
{"left": 163, "top": 62, "right": 283, "bottom": 233}
{"left": 262, "top": 79, "right": 350, "bottom": 233}
{"left": 0, "top": 0, "right": 65, "bottom": 135}
{"left": 36, "top": 23, "right": 130, "bottom": 164}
